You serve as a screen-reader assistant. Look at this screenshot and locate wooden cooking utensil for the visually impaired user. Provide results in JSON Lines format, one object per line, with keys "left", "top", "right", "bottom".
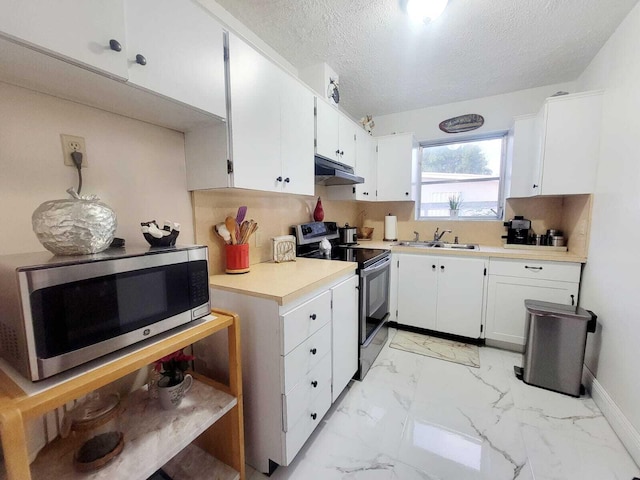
{"left": 225, "top": 216, "right": 237, "bottom": 245}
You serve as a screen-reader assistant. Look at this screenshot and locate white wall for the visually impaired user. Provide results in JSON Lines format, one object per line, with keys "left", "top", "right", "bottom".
{"left": 575, "top": 0, "right": 640, "bottom": 453}
{"left": 0, "top": 82, "right": 194, "bottom": 256}
{"left": 373, "top": 82, "right": 575, "bottom": 142}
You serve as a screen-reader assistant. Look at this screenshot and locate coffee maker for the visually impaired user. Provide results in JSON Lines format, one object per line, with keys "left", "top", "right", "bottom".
{"left": 503, "top": 216, "right": 531, "bottom": 244}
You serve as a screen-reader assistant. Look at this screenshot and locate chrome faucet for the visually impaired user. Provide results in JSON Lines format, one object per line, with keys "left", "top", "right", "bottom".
{"left": 433, "top": 227, "right": 452, "bottom": 242}
{"left": 413, "top": 231, "right": 420, "bottom": 242}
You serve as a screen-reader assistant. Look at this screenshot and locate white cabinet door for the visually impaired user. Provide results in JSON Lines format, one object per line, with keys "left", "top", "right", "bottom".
{"left": 330, "top": 275, "right": 358, "bottom": 402}
{"left": 538, "top": 91, "right": 603, "bottom": 195}
{"left": 338, "top": 115, "right": 358, "bottom": 168}
{"left": 228, "top": 33, "right": 281, "bottom": 192}
{"left": 485, "top": 276, "right": 579, "bottom": 346}
{"left": 315, "top": 99, "right": 340, "bottom": 161}
{"left": 0, "top": 0, "right": 128, "bottom": 79}
{"left": 436, "top": 256, "right": 486, "bottom": 338}
{"left": 396, "top": 254, "right": 438, "bottom": 330}
{"left": 376, "top": 134, "right": 415, "bottom": 201}
{"left": 506, "top": 115, "right": 537, "bottom": 198}
{"left": 124, "top": 0, "right": 226, "bottom": 117}
{"left": 280, "top": 72, "right": 315, "bottom": 195}
{"left": 355, "top": 133, "right": 376, "bottom": 201}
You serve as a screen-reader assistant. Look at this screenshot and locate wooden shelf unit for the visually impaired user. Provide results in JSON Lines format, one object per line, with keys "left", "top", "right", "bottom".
{"left": 0, "top": 309, "right": 245, "bottom": 480}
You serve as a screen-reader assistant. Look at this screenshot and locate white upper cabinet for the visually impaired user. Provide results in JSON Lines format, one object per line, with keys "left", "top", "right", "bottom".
{"left": 355, "top": 133, "right": 376, "bottom": 200}
{"left": 527, "top": 91, "right": 603, "bottom": 196}
{"left": 124, "top": 0, "right": 226, "bottom": 117}
{"left": 315, "top": 99, "right": 340, "bottom": 162}
{"left": 315, "top": 99, "right": 357, "bottom": 168}
{"left": 225, "top": 33, "right": 314, "bottom": 194}
{"left": 0, "top": 0, "right": 128, "bottom": 79}
{"left": 376, "top": 133, "right": 417, "bottom": 201}
{"left": 338, "top": 115, "right": 358, "bottom": 168}
{"left": 280, "top": 71, "right": 315, "bottom": 195}
{"left": 505, "top": 114, "right": 537, "bottom": 198}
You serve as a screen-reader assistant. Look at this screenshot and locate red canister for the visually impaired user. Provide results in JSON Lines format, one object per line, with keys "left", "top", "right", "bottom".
{"left": 225, "top": 244, "right": 250, "bottom": 274}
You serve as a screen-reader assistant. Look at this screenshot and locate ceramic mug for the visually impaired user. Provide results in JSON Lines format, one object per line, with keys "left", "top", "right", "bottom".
{"left": 157, "top": 374, "right": 193, "bottom": 410}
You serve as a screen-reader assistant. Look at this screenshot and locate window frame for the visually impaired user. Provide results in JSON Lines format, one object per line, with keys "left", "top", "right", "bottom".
{"left": 415, "top": 132, "right": 508, "bottom": 221}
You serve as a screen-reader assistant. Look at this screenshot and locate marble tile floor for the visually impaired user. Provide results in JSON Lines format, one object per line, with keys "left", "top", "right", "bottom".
{"left": 247, "top": 329, "right": 640, "bottom": 480}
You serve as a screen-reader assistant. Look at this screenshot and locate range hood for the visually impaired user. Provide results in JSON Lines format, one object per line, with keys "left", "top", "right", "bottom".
{"left": 314, "top": 155, "right": 364, "bottom": 186}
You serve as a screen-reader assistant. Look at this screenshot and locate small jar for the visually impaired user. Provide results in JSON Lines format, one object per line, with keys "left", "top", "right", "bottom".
{"left": 61, "top": 392, "right": 124, "bottom": 472}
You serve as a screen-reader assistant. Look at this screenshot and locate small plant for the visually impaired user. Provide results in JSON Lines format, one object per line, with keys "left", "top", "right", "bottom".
{"left": 154, "top": 349, "right": 195, "bottom": 387}
{"left": 448, "top": 194, "right": 462, "bottom": 210}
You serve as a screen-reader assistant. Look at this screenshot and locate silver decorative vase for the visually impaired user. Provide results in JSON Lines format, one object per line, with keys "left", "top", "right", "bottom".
{"left": 32, "top": 189, "right": 117, "bottom": 255}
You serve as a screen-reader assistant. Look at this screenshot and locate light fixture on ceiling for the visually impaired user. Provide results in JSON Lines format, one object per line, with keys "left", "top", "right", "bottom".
{"left": 406, "top": 0, "right": 449, "bottom": 23}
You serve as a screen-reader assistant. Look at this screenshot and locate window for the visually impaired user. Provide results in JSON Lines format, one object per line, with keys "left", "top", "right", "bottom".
{"left": 417, "top": 135, "right": 506, "bottom": 219}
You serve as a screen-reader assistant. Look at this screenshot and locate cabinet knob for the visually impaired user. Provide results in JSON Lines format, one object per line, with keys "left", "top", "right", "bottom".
{"left": 440, "top": 265, "right": 445, "bottom": 271}
{"left": 533, "top": 184, "right": 539, "bottom": 189}
{"left": 571, "top": 294, "right": 575, "bottom": 306}
{"left": 340, "top": 150, "right": 344, "bottom": 156}
{"left": 135, "top": 54, "right": 147, "bottom": 66}
{"left": 276, "top": 176, "right": 283, "bottom": 182}
{"left": 310, "top": 313, "right": 317, "bottom": 320}
{"left": 335, "top": 149, "right": 340, "bottom": 155}
{"left": 432, "top": 265, "right": 436, "bottom": 269}
{"left": 109, "top": 39, "right": 122, "bottom": 52}
{"left": 310, "top": 413, "right": 317, "bottom": 420}
{"left": 311, "top": 380, "right": 318, "bottom": 388}
{"left": 310, "top": 348, "right": 317, "bottom": 355}
{"left": 405, "top": 192, "right": 409, "bottom": 196}
{"left": 284, "top": 177, "right": 290, "bottom": 183}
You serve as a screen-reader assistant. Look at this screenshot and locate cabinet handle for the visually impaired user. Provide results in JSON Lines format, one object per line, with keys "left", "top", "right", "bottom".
{"left": 311, "top": 380, "right": 318, "bottom": 388}
{"left": 310, "top": 348, "right": 317, "bottom": 355}
{"left": 135, "top": 54, "right": 147, "bottom": 66}
{"left": 109, "top": 39, "right": 122, "bottom": 52}
{"left": 276, "top": 176, "right": 283, "bottom": 182}
{"left": 310, "top": 413, "right": 317, "bottom": 420}
{"left": 524, "top": 266, "right": 543, "bottom": 270}
{"left": 532, "top": 184, "right": 539, "bottom": 189}
{"left": 284, "top": 177, "right": 290, "bottom": 183}
{"left": 310, "top": 313, "right": 317, "bottom": 320}
{"left": 571, "top": 294, "right": 575, "bottom": 306}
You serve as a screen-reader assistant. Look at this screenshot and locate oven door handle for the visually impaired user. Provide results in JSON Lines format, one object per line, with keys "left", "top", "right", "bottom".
{"left": 362, "top": 255, "right": 391, "bottom": 275}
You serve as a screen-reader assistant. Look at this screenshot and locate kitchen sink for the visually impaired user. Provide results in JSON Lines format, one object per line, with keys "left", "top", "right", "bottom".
{"left": 395, "top": 241, "right": 479, "bottom": 250}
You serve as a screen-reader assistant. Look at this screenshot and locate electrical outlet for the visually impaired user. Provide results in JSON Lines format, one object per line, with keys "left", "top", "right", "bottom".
{"left": 61, "top": 134, "right": 88, "bottom": 167}
{"left": 254, "top": 231, "right": 263, "bottom": 247}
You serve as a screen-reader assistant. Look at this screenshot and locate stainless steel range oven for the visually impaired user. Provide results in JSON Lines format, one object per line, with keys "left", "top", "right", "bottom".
{"left": 293, "top": 222, "right": 391, "bottom": 380}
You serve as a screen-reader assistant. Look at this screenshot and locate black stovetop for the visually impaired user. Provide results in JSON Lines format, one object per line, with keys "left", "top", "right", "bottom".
{"left": 298, "top": 245, "right": 390, "bottom": 269}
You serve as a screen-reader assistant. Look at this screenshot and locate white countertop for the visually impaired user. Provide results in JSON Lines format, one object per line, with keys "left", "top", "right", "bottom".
{"left": 357, "top": 240, "right": 586, "bottom": 263}
{"left": 209, "top": 257, "right": 357, "bottom": 305}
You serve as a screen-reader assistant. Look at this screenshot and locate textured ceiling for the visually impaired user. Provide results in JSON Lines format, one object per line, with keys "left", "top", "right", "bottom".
{"left": 215, "top": 0, "right": 639, "bottom": 119}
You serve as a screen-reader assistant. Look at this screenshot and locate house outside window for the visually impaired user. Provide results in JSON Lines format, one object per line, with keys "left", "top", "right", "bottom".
{"left": 417, "top": 135, "right": 506, "bottom": 219}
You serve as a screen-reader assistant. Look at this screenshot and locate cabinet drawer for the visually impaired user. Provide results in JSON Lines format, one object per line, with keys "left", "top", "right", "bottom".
{"left": 282, "top": 353, "right": 331, "bottom": 431}
{"left": 282, "top": 323, "right": 331, "bottom": 393}
{"left": 281, "top": 290, "right": 331, "bottom": 355}
{"left": 282, "top": 384, "right": 332, "bottom": 465}
{"left": 488, "top": 258, "right": 581, "bottom": 283}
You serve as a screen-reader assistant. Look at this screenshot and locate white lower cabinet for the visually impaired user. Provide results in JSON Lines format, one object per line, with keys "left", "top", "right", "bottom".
{"left": 396, "top": 253, "right": 487, "bottom": 338}
{"left": 209, "top": 272, "right": 357, "bottom": 474}
{"left": 485, "top": 258, "right": 581, "bottom": 346}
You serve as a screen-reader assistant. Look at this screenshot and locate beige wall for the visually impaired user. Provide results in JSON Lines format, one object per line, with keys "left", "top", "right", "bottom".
{"left": 0, "top": 81, "right": 194, "bottom": 256}
{"left": 193, "top": 186, "right": 359, "bottom": 274}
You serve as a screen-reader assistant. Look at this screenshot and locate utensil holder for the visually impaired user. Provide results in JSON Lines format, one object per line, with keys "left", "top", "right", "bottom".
{"left": 226, "top": 244, "right": 250, "bottom": 274}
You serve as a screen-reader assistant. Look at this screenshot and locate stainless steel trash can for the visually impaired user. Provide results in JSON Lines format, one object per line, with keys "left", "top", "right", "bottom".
{"left": 514, "top": 299, "right": 597, "bottom": 397}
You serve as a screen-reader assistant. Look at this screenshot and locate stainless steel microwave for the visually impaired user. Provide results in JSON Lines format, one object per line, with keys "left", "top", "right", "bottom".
{"left": 0, "top": 245, "right": 210, "bottom": 381}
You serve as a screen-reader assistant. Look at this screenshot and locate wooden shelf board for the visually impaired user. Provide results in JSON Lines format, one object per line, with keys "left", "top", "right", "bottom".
{"left": 23, "top": 379, "right": 237, "bottom": 480}
{"left": 162, "top": 443, "right": 240, "bottom": 480}
{"left": 0, "top": 314, "right": 233, "bottom": 420}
